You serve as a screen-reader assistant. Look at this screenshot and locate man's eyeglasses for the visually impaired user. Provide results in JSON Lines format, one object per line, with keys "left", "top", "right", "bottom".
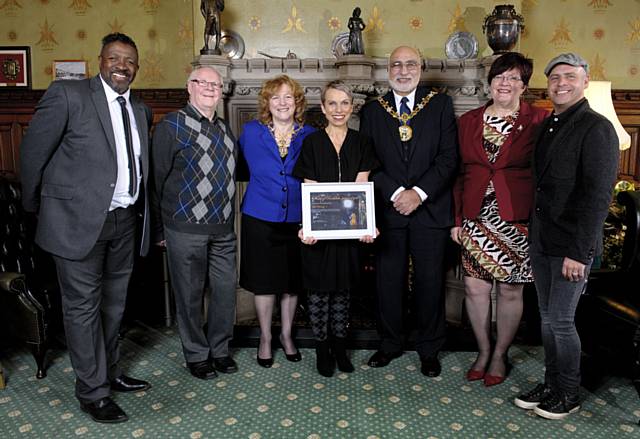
{"left": 190, "top": 79, "right": 223, "bottom": 90}
{"left": 390, "top": 61, "right": 421, "bottom": 72}
{"left": 492, "top": 74, "right": 523, "bottom": 84}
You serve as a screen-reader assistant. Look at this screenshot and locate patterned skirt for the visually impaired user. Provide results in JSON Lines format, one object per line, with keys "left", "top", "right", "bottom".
{"left": 460, "top": 185, "right": 533, "bottom": 283}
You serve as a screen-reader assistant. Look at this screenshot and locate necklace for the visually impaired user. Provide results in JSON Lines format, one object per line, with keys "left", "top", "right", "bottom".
{"left": 377, "top": 91, "right": 437, "bottom": 141}
{"left": 269, "top": 123, "right": 302, "bottom": 158}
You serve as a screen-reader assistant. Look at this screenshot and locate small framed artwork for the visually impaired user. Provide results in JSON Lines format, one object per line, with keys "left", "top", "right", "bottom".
{"left": 0, "top": 46, "right": 31, "bottom": 88}
{"left": 301, "top": 182, "right": 376, "bottom": 240}
{"left": 52, "top": 60, "right": 88, "bottom": 81}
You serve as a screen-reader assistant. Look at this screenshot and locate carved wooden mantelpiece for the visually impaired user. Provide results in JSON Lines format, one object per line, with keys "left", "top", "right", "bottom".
{"left": 195, "top": 54, "right": 493, "bottom": 135}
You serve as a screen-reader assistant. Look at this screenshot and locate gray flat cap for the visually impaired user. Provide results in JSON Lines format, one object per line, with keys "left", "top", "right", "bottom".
{"left": 544, "top": 53, "right": 589, "bottom": 77}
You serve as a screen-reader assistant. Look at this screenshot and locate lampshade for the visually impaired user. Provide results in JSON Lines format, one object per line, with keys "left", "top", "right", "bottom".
{"left": 583, "top": 81, "right": 631, "bottom": 150}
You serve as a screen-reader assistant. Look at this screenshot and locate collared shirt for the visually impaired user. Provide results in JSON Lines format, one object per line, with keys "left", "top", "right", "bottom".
{"left": 393, "top": 89, "right": 416, "bottom": 113}
{"left": 536, "top": 98, "right": 587, "bottom": 170}
{"left": 390, "top": 88, "right": 427, "bottom": 203}
{"left": 100, "top": 76, "right": 141, "bottom": 210}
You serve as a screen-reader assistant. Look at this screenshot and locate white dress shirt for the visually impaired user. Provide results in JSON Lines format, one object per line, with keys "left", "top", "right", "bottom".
{"left": 100, "top": 76, "right": 141, "bottom": 210}
{"left": 390, "top": 89, "right": 428, "bottom": 203}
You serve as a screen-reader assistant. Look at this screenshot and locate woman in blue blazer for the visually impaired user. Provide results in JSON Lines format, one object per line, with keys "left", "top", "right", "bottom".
{"left": 238, "top": 75, "right": 315, "bottom": 367}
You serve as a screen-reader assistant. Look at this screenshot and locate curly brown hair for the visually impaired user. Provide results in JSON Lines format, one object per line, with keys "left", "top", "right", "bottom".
{"left": 257, "top": 75, "right": 306, "bottom": 125}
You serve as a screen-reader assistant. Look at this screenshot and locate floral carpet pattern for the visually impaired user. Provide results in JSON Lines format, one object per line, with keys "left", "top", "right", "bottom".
{"left": 1, "top": 324, "right": 639, "bottom": 438}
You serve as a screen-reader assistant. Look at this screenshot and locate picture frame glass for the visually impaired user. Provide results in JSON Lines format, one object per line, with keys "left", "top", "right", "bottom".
{"left": 301, "top": 182, "right": 376, "bottom": 240}
{"left": 53, "top": 60, "right": 88, "bottom": 81}
{"left": 0, "top": 47, "right": 30, "bottom": 87}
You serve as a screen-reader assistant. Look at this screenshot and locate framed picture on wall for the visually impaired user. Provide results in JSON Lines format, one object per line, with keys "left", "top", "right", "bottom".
{"left": 301, "top": 182, "right": 376, "bottom": 240}
{"left": 52, "top": 60, "right": 88, "bottom": 81}
{"left": 0, "top": 46, "right": 31, "bottom": 88}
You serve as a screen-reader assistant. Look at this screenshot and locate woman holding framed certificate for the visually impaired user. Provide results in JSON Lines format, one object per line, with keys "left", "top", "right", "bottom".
{"left": 293, "top": 80, "right": 379, "bottom": 377}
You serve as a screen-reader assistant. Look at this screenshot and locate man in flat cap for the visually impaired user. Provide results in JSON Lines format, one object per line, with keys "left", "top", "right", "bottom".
{"left": 514, "top": 53, "right": 619, "bottom": 419}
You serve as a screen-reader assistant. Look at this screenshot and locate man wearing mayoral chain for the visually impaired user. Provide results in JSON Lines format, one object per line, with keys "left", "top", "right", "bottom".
{"left": 359, "top": 46, "right": 458, "bottom": 376}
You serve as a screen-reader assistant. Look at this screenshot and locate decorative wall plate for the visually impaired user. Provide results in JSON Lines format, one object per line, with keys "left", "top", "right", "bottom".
{"left": 209, "top": 29, "right": 245, "bottom": 59}
{"left": 445, "top": 32, "right": 479, "bottom": 60}
{"left": 331, "top": 32, "right": 350, "bottom": 57}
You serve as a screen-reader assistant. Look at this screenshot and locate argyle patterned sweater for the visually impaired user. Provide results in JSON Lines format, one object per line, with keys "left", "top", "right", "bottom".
{"left": 152, "top": 104, "right": 237, "bottom": 238}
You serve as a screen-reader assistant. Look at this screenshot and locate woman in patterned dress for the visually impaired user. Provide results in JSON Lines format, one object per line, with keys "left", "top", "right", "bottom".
{"left": 452, "top": 53, "right": 548, "bottom": 386}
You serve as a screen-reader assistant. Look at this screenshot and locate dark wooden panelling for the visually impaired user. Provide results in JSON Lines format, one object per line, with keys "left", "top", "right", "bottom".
{"left": 1, "top": 88, "right": 639, "bottom": 186}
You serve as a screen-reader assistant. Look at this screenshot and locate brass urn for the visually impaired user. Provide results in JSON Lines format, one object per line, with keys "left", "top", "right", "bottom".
{"left": 482, "top": 4, "right": 525, "bottom": 54}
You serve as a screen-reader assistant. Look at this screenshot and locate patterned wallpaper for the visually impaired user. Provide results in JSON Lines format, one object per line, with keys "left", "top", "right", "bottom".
{"left": 0, "top": 0, "right": 638, "bottom": 90}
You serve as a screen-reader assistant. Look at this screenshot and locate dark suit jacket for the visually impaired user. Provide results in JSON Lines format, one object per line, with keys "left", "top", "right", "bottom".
{"left": 20, "top": 75, "right": 153, "bottom": 260}
{"left": 532, "top": 99, "right": 619, "bottom": 264}
{"left": 359, "top": 87, "right": 458, "bottom": 229}
{"left": 454, "top": 101, "right": 548, "bottom": 226}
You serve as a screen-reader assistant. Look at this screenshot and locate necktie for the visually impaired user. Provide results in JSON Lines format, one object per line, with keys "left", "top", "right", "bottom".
{"left": 399, "top": 96, "right": 411, "bottom": 116}
{"left": 116, "top": 96, "right": 137, "bottom": 197}
{"left": 399, "top": 97, "right": 411, "bottom": 161}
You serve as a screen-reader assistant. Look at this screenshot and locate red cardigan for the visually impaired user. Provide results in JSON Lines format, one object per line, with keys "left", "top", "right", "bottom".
{"left": 454, "top": 101, "right": 548, "bottom": 226}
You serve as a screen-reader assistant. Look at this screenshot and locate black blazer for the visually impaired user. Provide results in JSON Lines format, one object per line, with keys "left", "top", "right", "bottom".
{"left": 359, "top": 87, "right": 458, "bottom": 229}
{"left": 532, "top": 99, "right": 619, "bottom": 264}
{"left": 20, "top": 75, "right": 153, "bottom": 260}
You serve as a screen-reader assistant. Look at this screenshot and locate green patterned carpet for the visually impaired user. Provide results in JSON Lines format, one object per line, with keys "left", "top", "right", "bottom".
{"left": 1, "top": 324, "right": 639, "bottom": 438}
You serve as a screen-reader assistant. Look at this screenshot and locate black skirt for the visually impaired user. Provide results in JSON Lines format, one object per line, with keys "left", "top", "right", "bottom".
{"left": 239, "top": 213, "right": 302, "bottom": 295}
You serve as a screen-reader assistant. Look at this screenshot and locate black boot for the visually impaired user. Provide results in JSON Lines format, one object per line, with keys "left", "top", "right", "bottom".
{"left": 332, "top": 337, "right": 354, "bottom": 373}
{"left": 315, "top": 339, "right": 335, "bottom": 377}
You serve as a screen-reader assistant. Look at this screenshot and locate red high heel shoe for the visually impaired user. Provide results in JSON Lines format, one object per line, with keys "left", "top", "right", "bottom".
{"left": 466, "top": 368, "right": 485, "bottom": 381}
{"left": 483, "top": 358, "right": 511, "bottom": 387}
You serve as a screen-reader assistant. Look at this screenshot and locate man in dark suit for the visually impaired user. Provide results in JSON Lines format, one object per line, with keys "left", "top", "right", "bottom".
{"left": 359, "top": 46, "right": 458, "bottom": 376}
{"left": 20, "top": 33, "right": 152, "bottom": 424}
{"left": 514, "top": 53, "right": 619, "bottom": 420}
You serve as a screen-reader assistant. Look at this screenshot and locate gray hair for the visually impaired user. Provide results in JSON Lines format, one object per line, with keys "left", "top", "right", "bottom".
{"left": 187, "top": 65, "right": 223, "bottom": 83}
{"left": 321, "top": 80, "right": 353, "bottom": 104}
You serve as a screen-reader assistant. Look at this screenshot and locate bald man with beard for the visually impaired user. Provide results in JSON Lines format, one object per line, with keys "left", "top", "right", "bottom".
{"left": 359, "top": 46, "right": 458, "bottom": 377}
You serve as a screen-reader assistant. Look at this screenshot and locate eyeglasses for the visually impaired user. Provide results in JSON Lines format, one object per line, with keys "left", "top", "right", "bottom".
{"left": 492, "top": 74, "right": 523, "bottom": 84}
{"left": 390, "top": 61, "right": 421, "bottom": 72}
{"left": 190, "top": 79, "right": 223, "bottom": 90}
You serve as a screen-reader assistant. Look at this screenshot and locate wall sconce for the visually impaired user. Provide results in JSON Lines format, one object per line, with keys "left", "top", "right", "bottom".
{"left": 584, "top": 81, "right": 631, "bottom": 150}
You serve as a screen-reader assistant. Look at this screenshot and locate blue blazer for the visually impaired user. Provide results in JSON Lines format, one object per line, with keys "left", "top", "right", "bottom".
{"left": 238, "top": 120, "right": 315, "bottom": 223}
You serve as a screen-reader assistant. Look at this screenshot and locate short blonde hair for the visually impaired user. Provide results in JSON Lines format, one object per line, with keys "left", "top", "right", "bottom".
{"left": 257, "top": 75, "right": 306, "bottom": 125}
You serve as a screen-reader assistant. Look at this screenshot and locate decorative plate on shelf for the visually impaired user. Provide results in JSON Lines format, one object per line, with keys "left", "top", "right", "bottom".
{"left": 445, "top": 31, "right": 479, "bottom": 60}
{"left": 331, "top": 32, "right": 350, "bottom": 57}
{"left": 208, "top": 29, "right": 245, "bottom": 59}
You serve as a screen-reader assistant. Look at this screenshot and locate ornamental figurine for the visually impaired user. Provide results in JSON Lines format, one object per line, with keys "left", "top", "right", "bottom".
{"left": 347, "top": 7, "right": 365, "bottom": 55}
{"left": 201, "top": 0, "right": 225, "bottom": 55}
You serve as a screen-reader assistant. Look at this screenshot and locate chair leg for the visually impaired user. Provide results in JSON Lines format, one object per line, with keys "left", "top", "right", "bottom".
{"left": 32, "top": 342, "right": 47, "bottom": 379}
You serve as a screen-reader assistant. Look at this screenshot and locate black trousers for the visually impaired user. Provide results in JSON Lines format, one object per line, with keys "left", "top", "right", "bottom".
{"left": 375, "top": 224, "right": 448, "bottom": 358}
{"left": 53, "top": 207, "right": 136, "bottom": 403}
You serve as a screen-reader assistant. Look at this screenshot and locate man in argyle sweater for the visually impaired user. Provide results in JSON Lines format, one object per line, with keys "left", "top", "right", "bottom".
{"left": 152, "top": 66, "right": 238, "bottom": 380}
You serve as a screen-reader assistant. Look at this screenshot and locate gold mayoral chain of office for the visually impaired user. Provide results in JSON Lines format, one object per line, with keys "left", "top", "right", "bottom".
{"left": 269, "top": 123, "right": 303, "bottom": 158}
{"left": 377, "top": 90, "right": 437, "bottom": 142}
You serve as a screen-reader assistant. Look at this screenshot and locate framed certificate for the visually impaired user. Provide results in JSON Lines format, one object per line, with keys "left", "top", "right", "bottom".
{"left": 301, "top": 182, "right": 376, "bottom": 240}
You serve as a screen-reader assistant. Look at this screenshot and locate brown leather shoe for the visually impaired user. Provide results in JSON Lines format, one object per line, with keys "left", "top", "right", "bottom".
{"left": 80, "top": 397, "right": 128, "bottom": 423}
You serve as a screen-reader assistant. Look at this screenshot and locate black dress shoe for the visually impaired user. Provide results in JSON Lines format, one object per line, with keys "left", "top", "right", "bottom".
{"left": 367, "top": 350, "right": 402, "bottom": 368}
{"left": 212, "top": 356, "right": 238, "bottom": 374}
{"left": 111, "top": 375, "right": 151, "bottom": 393}
{"left": 420, "top": 356, "right": 441, "bottom": 377}
{"left": 284, "top": 350, "right": 302, "bottom": 362}
{"left": 187, "top": 360, "right": 218, "bottom": 380}
{"left": 80, "top": 397, "right": 128, "bottom": 424}
{"left": 256, "top": 356, "right": 274, "bottom": 368}
{"left": 279, "top": 335, "right": 302, "bottom": 362}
